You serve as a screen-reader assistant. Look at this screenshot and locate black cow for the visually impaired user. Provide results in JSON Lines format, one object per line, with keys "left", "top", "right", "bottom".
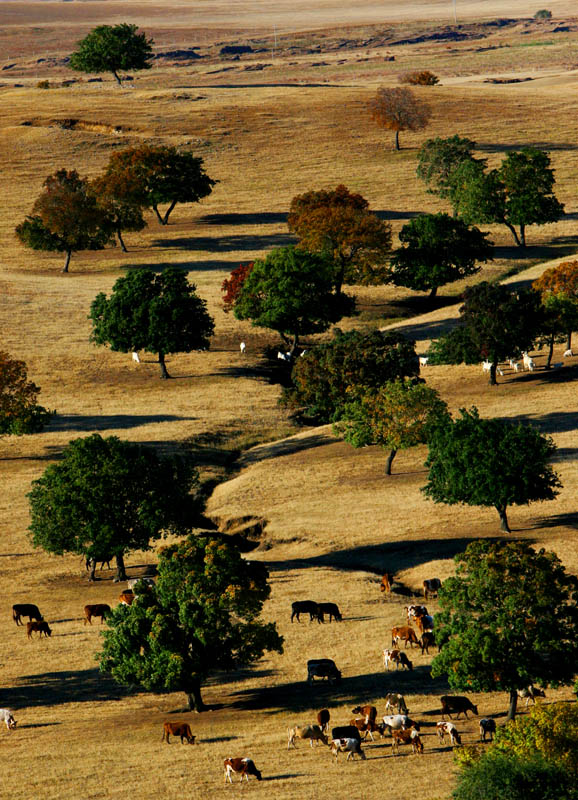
{"left": 318, "top": 602, "right": 342, "bottom": 622}
{"left": 331, "top": 725, "right": 361, "bottom": 742}
{"left": 291, "top": 601, "right": 322, "bottom": 623}
{"left": 12, "top": 604, "right": 43, "bottom": 626}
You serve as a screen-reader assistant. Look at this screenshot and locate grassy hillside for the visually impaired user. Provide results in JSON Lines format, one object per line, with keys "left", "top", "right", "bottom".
{"left": 1, "top": 6, "right": 577, "bottom": 799}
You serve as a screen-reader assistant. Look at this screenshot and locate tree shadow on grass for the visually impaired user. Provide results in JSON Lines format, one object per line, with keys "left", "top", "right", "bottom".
{"left": 239, "top": 433, "right": 336, "bottom": 466}
{"left": 534, "top": 512, "right": 578, "bottom": 530}
{"left": 47, "top": 413, "right": 196, "bottom": 433}
{"left": 123, "top": 260, "right": 239, "bottom": 273}
{"left": 476, "top": 142, "right": 578, "bottom": 153}
{"left": 383, "top": 315, "right": 460, "bottom": 342}
{"left": 227, "top": 666, "right": 449, "bottom": 714}
{"left": 267, "top": 537, "right": 504, "bottom": 580}
{"left": 152, "top": 233, "right": 295, "bottom": 252}
{"left": 2, "top": 668, "right": 135, "bottom": 709}
{"left": 505, "top": 410, "right": 578, "bottom": 435}
{"left": 199, "top": 212, "right": 288, "bottom": 226}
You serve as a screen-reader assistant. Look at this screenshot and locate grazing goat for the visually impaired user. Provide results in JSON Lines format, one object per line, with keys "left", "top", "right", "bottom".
{"left": 563, "top": 349, "right": 573, "bottom": 357}
{"left": 240, "top": 342, "right": 246, "bottom": 354}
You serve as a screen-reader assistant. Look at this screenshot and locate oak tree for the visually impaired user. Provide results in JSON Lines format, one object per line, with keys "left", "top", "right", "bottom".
{"left": 102, "top": 145, "right": 216, "bottom": 225}
{"left": 416, "top": 134, "right": 478, "bottom": 199}
{"left": 389, "top": 212, "right": 493, "bottom": 298}
{"left": 221, "top": 262, "right": 254, "bottom": 312}
{"left": 431, "top": 540, "right": 578, "bottom": 720}
{"left": 282, "top": 328, "right": 419, "bottom": 422}
{"left": 90, "top": 268, "right": 215, "bottom": 379}
{"left": 98, "top": 534, "right": 284, "bottom": 711}
{"left": 368, "top": 87, "right": 431, "bottom": 150}
{"left": 28, "top": 434, "right": 201, "bottom": 582}
{"left": 335, "top": 379, "right": 448, "bottom": 474}
{"left": 16, "top": 169, "right": 113, "bottom": 272}
{"left": 91, "top": 173, "right": 147, "bottom": 252}
{"left": 0, "top": 351, "right": 52, "bottom": 435}
{"left": 69, "top": 23, "right": 154, "bottom": 85}
{"left": 423, "top": 407, "right": 561, "bottom": 533}
{"left": 233, "top": 246, "right": 355, "bottom": 356}
{"left": 533, "top": 260, "right": 578, "bottom": 350}
{"left": 288, "top": 186, "right": 392, "bottom": 293}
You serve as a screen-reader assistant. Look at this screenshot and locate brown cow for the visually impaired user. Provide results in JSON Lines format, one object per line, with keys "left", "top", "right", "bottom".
{"left": 391, "top": 625, "right": 419, "bottom": 648}
{"left": 26, "top": 620, "right": 52, "bottom": 639}
{"left": 348, "top": 718, "right": 385, "bottom": 741}
{"left": 161, "top": 722, "right": 195, "bottom": 744}
{"left": 317, "top": 709, "right": 330, "bottom": 733}
{"left": 118, "top": 591, "right": 134, "bottom": 606}
{"left": 423, "top": 578, "right": 442, "bottom": 599}
{"left": 441, "top": 695, "right": 478, "bottom": 719}
{"left": 351, "top": 705, "right": 377, "bottom": 724}
{"left": 83, "top": 604, "right": 111, "bottom": 625}
{"left": 391, "top": 728, "right": 423, "bottom": 754}
{"left": 223, "top": 758, "right": 262, "bottom": 783}
{"left": 380, "top": 573, "right": 394, "bottom": 597}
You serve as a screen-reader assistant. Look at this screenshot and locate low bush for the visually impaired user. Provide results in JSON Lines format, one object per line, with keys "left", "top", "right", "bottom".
{"left": 399, "top": 70, "right": 439, "bottom": 86}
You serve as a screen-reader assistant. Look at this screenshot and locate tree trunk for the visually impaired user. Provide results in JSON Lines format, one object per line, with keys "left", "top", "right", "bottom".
{"left": 114, "top": 553, "right": 127, "bottom": 582}
{"left": 112, "top": 70, "right": 122, "bottom": 86}
{"left": 158, "top": 352, "right": 170, "bottom": 380}
{"left": 185, "top": 680, "right": 207, "bottom": 712}
{"left": 504, "top": 222, "right": 522, "bottom": 247}
{"left": 117, "top": 229, "right": 128, "bottom": 253}
{"left": 506, "top": 689, "right": 518, "bottom": 721}
{"left": 489, "top": 362, "right": 498, "bottom": 386}
{"left": 88, "top": 559, "right": 97, "bottom": 582}
{"left": 394, "top": 130, "right": 400, "bottom": 151}
{"left": 62, "top": 250, "right": 71, "bottom": 273}
{"left": 519, "top": 224, "right": 526, "bottom": 248}
{"left": 385, "top": 449, "right": 397, "bottom": 475}
{"left": 288, "top": 333, "right": 299, "bottom": 359}
{"left": 567, "top": 331, "right": 572, "bottom": 351}
{"left": 496, "top": 504, "right": 511, "bottom": 533}
{"left": 429, "top": 286, "right": 438, "bottom": 299}
{"left": 545, "top": 334, "right": 554, "bottom": 369}
{"left": 152, "top": 205, "right": 164, "bottom": 225}
{"left": 161, "top": 200, "right": 177, "bottom": 225}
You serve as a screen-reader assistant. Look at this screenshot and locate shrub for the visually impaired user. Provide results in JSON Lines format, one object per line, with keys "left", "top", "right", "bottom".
{"left": 36, "top": 80, "right": 51, "bottom": 89}
{"left": 399, "top": 70, "right": 439, "bottom": 86}
{"left": 534, "top": 9, "right": 552, "bottom": 19}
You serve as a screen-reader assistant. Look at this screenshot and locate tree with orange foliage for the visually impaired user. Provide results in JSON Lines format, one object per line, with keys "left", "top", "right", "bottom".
{"left": 0, "top": 352, "right": 52, "bottom": 434}
{"left": 288, "top": 185, "right": 392, "bottom": 293}
{"left": 533, "top": 260, "right": 578, "bottom": 351}
{"left": 368, "top": 87, "right": 432, "bottom": 151}
{"left": 221, "top": 263, "right": 254, "bottom": 312}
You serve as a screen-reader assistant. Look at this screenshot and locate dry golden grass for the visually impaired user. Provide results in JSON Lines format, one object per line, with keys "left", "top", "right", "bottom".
{"left": 1, "top": 5, "right": 578, "bottom": 799}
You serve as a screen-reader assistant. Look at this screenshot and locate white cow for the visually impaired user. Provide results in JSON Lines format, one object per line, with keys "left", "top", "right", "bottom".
{"left": 381, "top": 714, "right": 418, "bottom": 733}
{"left": 0, "top": 709, "right": 16, "bottom": 730}
{"left": 330, "top": 737, "right": 366, "bottom": 761}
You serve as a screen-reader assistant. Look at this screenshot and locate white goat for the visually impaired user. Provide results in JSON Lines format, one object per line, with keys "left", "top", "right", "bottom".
{"left": 240, "top": 342, "right": 246, "bottom": 354}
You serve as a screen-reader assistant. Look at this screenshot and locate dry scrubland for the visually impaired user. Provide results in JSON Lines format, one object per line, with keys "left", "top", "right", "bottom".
{"left": 1, "top": 3, "right": 578, "bottom": 798}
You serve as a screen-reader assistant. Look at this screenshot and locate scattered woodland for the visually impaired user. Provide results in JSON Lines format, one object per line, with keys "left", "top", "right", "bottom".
{"left": 1, "top": 2, "right": 578, "bottom": 798}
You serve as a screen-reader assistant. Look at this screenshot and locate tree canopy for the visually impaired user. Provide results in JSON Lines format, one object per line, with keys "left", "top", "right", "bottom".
{"left": 98, "top": 534, "right": 284, "bottom": 711}
{"left": 335, "top": 379, "right": 448, "bottom": 474}
{"left": 431, "top": 540, "right": 578, "bottom": 721}
{"left": 287, "top": 185, "right": 392, "bottom": 292}
{"left": 282, "top": 328, "right": 419, "bottom": 422}
{"left": 90, "top": 268, "right": 215, "bottom": 379}
{"left": 91, "top": 173, "right": 146, "bottom": 252}
{"left": 426, "top": 281, "right": 544, "bottom": 384}
{"left": 416, "top": 134, "right": 477, "bottom": 199}
{"left": 0, "top": 351, "right": 52, "bottom": 435}
{"left": 423, "top": 407, "right": 561, "bottom": 532}
{"left": 28, "top": 434, "right": 201, "bottom": 581}
{"left": 69, "top": 23, "right": 154, "bottom": 85}
{"left": 368, "top": 87, "right": 432, "bottom": 150}
{"left": 533, "top": 260, "right": 578, "bottom": 350}
{"left": 389, "top": 212, "right": 493, "bottom": 297}
{"left": 103, "top": 145, "right": 216, "bottom": 225}
{"left": 16, "top": 169, "right": 113, "bottom": 272}
{"left": 233, "top": 246, "right": 355, "bottom": 355}
{"left": 221, "top": 262, "right": 254, "bottom": 312}
{"left": 449, "top": 148, "right": 564, "bottom": 247}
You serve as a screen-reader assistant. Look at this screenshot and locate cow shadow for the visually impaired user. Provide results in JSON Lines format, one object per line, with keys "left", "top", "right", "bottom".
{"left": 2, "top": 668, "right": 135, "bottom": 709}
{"left": 262, "top": 774, "right": 305, "bottom": 781}
{"left": 18, "top": 722, "right": 61, "bottom": 729}
{"left": 200, "top": 735, "right": 238, "bottom": 743}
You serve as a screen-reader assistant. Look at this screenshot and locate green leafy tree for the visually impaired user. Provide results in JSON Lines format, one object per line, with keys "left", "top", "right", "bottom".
{"left": 389, "top": 213, "right": 493, "bottom": 298}
{"left": 69, "top": 23, "right": 154, "bottom": 85}
{"left": 335, "top": 379, "right": 448, "bottom": 474}
{"left": 15, "top": 169, "right": 113, "bottom": 272}
{"left": 98, "top": 534, "right": 284, "bottom": 711}
{"left": 287, "top": 186, "right": 392, "bottom": 293}
{"left": 452, "top": 750, "right": 575, "bottom": 800}
{"left": 416, "top": 134, "right": 478, "bottom": 199}
{"left": 423, "top": 407, "right": 561, "bottom": 532}
{"left": 28, "top": 434, "right": 201, "bottom": 581}
{"left": 534, "top": 293, "right": 576, "bottom": 368}
{"left": 431, "top": 540, "right": 578, "bottom": 722}
{"left": 103, "top": 145, "right": 216, "bottom": 225}
{"left": 426, "top": 282, "right": 544, "bottom": 384}
{"left": 91, "top": 173, "right": 146, "bottom": 252}
{"left": 493, "top": 703, "right": 578, "bottom": 777}
{"left": 0, "top": 351, "right": 52, "bottom": 435}
{"left": 282, "top": 328, "right": 419, "bottom": 422}
{"left": 368, "top": 87, "right": 432, "bottom": 150}
{"left": 233, "top": 246, "right": 355, "bottom": 356}
{"left": 450, "top": 148, "right": 564, "bottom": 247}
{"left": 90, "top": 268, "right": 215, "bottom": 379}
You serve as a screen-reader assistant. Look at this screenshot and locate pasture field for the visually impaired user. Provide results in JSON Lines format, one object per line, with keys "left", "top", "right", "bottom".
{"left": 1, "top": 3, "right": 578, "bottom": 798}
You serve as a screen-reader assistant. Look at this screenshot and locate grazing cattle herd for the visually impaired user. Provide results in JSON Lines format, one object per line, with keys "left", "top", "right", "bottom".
{"left": 6, "top": 572, "right": 551, "bottom": 784}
